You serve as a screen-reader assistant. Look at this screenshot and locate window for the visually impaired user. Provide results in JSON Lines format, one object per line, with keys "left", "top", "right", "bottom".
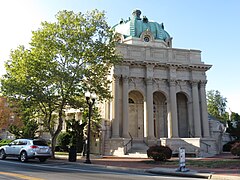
{"left": 33, "top": 140, "right": 48, "bottom": 146}
{"left": 143, "top": 36, "right": 150, "bottom": 42}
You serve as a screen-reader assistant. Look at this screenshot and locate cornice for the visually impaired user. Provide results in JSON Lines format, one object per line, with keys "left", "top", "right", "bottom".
{"left": 121, "top": 61, "right": 212, "bottom": 71}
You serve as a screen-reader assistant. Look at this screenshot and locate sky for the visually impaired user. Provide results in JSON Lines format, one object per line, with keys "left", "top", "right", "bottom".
{"left": 0, "top": 0, "right": 239, "bottom": 114}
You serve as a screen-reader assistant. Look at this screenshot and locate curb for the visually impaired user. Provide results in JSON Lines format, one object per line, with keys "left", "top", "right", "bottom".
{"left": 210, "top": 174, "right": 240, "bottom": 180}
{"left": 52, "top": 156, "right": 240, "bottom": 180}
{"left": 146, "top": 168, "right": 212, "bottom": 179}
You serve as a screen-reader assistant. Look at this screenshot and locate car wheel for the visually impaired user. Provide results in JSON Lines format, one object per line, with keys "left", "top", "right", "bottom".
{"left": 0, "top": 149, "right": 6, "bottom": 160}
{"left": 20, "top": 151, "right": 28, "bottom": 162}
{"left": 39, "top": 158, "right": 47, "bottom": 162}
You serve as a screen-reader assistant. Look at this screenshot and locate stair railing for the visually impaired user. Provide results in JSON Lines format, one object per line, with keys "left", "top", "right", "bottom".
{"left": 201, "top": 141, "right": 211, "bottom": 153}
{"left": 124, "top": 132, "right": 133, "bottom": 155}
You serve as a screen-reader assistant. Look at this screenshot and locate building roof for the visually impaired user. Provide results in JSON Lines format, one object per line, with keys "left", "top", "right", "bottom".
{"left": 113, "top": 9, "right": 171, "bottom": 42}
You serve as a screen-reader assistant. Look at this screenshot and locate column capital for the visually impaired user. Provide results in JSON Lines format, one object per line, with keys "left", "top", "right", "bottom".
{"left": 145, "top": 78, "right": 153, "bottom": 85}
{"left": 169, "top": 79, "right": 176, "bottom": 86}
{"left": 200, "top": 80, "right": 208, "bottom": 87}
{"left": 113, "top": 74, "right": 120, "bottom": 81}
{"left": 190, "top": 80, "right": 199, "bottom": 86}
{"left": 122, "top": 76, "right": 129, "bottom": 82}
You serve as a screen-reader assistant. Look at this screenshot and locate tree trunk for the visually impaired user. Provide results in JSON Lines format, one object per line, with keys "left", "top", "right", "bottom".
{"left": 51, "top": 135, "right": 57, "bottom": 158}
{"left": 51, "top": 109, "right": 64, "bottom": 158}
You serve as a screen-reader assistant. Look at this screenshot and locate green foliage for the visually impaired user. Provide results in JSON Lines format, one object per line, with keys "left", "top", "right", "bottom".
{"left": 230, "top": 142, "right": 240, "bottom": 157}
{"left": 66, "top": 119, "right": 86, "bottom": 153}
{"left": 230, "top": 112, "right": 240, "bottom": 121}
{"left": 147, "top": 145, "right": 172, "bottom": 161}
{"left": 57, "top": 132, "right": 71, "bottom": 151}
{"left": 8, "top": 120, "right": 39, "bottom": 139}
{"left": 207, "top": 90, "right": 228, "bottom": 122}
{"left": 223, "top": 140, "right": 240, "bottom": 152}
{"left": 0, "top": 9, "right": 121, "bottom": 157}
{"left": 226, "top": 120, "right": 240, "bottom": 140}
{"left": 0, "top": 139, "right": 12, "bottom": 147}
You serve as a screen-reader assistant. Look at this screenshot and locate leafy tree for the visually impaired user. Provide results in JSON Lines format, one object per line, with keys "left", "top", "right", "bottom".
{"left": 230, "top": 112, "right": 240, "bottom": 121}
{"left": 66, "top": 119, "right": 86, "bottom": 153}
{"left": 1, "top": 10, "right": 121, "bottom": 157}
{"left": 227, "top": 112, "right": 240, "bottom": 140}
{"left": 8, "top": 119, "right": 39, "bottom": 139}
{"left": 207, "top": 90, "right": 228, "bottom": 122}
{"left": 57, "top": 132, "right": 71, "bottom": 151}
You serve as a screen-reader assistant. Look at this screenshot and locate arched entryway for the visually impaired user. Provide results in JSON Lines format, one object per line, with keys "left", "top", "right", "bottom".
{"left": 153, "top": 91, "right": 168, "bottom": 138}
{"left": 177, "top": 92, "right": 189, "bottom": 138}
{"left": 128, "top": 90, "right": 144, "bottom": 139}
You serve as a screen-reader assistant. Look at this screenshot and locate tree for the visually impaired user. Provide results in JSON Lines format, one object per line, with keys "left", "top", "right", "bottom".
{"left": 227, "top": 112, "right": 240, "bottom": 140}
{"left": 66, "top": 119, "right": 86, "bottom": 153}
{"left": 8, "top": 119, "right": 38, "bottom": 139}
{"left": 207, "top": 90, "right": 228, "bottom": 122}
{"left": 230, "top": 112, "right": 240, "bottom": 121}
{"left": 1, "top": 10, "right": 121, "bottom": 157}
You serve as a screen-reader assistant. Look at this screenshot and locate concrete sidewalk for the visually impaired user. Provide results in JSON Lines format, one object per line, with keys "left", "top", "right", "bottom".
{"left": 53, "top": 153, "right": 240, "bottom": 180}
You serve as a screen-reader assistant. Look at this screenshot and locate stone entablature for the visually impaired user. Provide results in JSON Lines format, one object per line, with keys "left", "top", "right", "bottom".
{"left": 117, "top": 43, "right": 210, "bottom": 66}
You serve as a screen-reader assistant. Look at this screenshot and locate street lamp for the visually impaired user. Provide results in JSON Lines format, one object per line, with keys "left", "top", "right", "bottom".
{"left": 84, "top": 91, "right": 96, "bottom": 164}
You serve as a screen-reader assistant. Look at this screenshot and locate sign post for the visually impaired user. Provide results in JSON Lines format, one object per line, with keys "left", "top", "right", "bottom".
{"left": 176, "top": 147, "right": 189, "bottom": 172}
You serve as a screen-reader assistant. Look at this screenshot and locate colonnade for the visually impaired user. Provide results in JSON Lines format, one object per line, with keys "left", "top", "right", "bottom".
{"left": 111, "top": 75, "right": 210, "bottom": 139}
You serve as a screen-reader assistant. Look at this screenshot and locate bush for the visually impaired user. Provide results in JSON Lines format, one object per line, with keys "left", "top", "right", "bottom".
{"left": 230, "top": 142, "right": 240, "bottom": 157}
{"left": 147, "top": 145, "right": 172, "bottom": 161}
{"left": 223, "top": 140, "right": 240, "bottom": 152}
{"left": 56, "top": 132, "right": 71, "bottom": 152}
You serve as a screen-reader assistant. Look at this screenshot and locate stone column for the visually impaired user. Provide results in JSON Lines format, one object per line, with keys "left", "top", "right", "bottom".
{"left": 112, "top": 75, "right": 120, "bottom": 138}
{"left": 187, "top": 101, "right": 194, "bottom": 137}
{"left": 146, "top": 78, "right": 155, "bottom": 139}
{"left": 169, "top": 80, "right": 178, "bottom": 137}
{"left": 192, "top": 81, "right": 202, "bottom": 137}
{"left": 122, "top": 76, "right": 129, "bottom": 138}
{"left": 167, "top": 100, "right": 172, "bottom": 138}
{"left": 200, "top": 80, "right": 210, "bottom": 137}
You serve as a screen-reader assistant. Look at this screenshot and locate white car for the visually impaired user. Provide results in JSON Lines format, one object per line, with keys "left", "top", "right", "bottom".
{"left": 0, "top": 139, "right": 52, "bottom": 162}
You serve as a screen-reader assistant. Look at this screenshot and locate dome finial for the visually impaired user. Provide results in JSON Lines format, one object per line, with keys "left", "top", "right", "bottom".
{"left": 132, "top": 9, "right": 141, "bottom": 20}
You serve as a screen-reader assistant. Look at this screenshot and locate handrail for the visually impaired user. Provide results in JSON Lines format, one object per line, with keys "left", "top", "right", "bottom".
{"left": 201, "top": 141, "right": 211, "bottom": 153}
{"left": 124, "top": 132, "right": 133, "bottom": 155}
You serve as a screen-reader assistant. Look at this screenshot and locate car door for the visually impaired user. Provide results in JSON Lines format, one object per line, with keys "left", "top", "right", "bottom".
{"left": 5, "top": 140, "right": 18, "bottom": 155}
{"left": 14, "top": 140, "right": 26, "bottom": 155}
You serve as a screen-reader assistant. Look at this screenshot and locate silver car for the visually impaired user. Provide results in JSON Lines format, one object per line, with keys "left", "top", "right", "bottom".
{"left": 0, "top": 139, "right": 52, "bottom": 162}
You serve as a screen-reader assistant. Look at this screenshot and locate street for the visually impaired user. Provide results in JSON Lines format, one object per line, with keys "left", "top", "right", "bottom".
{"left": 0, "top": 158, "right": 207, "bottom": 180}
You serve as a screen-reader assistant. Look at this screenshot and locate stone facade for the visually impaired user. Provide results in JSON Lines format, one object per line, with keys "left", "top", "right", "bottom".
{"left": 99, "top": 9, "right": 221, "bottom": 157}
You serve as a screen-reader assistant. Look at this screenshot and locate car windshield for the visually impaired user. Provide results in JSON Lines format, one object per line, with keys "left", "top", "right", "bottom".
{"left": 33, "top": 140, "right": 48, "bottom": 146}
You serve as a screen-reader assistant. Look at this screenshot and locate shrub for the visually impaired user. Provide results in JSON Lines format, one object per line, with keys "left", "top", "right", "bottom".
{"left": 56, "top": 132, "right": 71, "bottom": 152}
{"left": 223, "top": 140, "right": 240, "bottom": 152}
{"left": 147, "top": 145, "right": 172, "bottom": 161}
{"left": 230, "top": 142, "right": 240, "bottom": 157}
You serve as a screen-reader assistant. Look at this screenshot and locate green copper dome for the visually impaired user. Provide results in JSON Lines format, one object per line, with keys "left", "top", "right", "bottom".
{"left": 113, "top": 9, "right": 171, "bottom": 42}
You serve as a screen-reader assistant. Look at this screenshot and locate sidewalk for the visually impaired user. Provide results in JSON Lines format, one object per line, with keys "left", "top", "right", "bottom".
{"left": 53, "top": 153, "right": 240, "bottom": 180}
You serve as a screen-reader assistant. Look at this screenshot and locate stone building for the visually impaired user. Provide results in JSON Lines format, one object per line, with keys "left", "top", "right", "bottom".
{"left": 100, "top": 9, "right": 218, "bottom": 157}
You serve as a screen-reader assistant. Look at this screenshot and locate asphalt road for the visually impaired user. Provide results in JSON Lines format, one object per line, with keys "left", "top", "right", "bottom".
{"left": 0, "top": 158, "right": 206, "bottom": 180}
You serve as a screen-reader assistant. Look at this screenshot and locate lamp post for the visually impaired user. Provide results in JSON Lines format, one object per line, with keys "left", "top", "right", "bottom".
{"left": 84, "top": 91, "right": 96, "bottom": 164}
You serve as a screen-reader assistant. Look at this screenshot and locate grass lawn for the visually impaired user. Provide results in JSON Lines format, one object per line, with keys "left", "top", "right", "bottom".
{"left": 144, "top": 158, "right": 240, "bottom": 169}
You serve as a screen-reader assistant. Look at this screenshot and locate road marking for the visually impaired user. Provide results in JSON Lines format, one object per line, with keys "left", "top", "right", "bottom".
{"left": 0, "top": 172, "right": 45, "bottom": 180}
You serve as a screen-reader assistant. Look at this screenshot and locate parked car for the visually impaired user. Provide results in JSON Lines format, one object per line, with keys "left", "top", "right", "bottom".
{"left": 0, "top": 139, "right": 52, "bottom": 162}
